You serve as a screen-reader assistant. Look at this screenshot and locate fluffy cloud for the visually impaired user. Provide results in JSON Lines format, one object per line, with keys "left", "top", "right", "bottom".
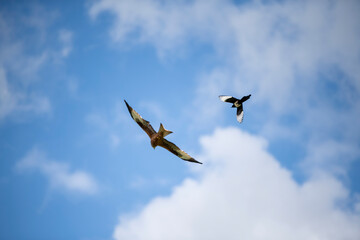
{"left": 113, "top": 127, "right": 360, "bottom": 240}
{"left": 16, "top": 148, "right": 99, "bottom": 195}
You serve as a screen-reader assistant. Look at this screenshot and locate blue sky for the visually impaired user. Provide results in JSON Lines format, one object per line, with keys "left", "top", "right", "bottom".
{"left": 1, "top": 0, "right": 360, "bottom": 239}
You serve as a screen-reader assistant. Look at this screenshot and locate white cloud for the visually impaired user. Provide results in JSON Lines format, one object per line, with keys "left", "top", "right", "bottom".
{"left": 89, "top": 0, "right": 191, "bottom": 54}
{"left": 113, "top": 127, "right": 360, "bottom": 240}
{"left": 16, "top": 148, "right": 99, "bottom": 195}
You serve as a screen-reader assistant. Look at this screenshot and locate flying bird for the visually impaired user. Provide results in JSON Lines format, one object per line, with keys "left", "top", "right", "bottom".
{"left": 219, "top": 94, "right": 251, "bottom": 123}
{"left": 124, "top": 100, "right": 202, "bottom": 164}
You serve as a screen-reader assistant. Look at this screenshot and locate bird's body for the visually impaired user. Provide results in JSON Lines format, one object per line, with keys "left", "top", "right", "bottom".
{"left": 219, "top": 94, "right": 251, "bottom": 123}
{"left": 150, "top": 134, "right": 162, "bottom": 149}
{"left": 124, "top": 100, "right": 202, "bottom": 164}
{"left": 150, "top": 123, "right": 172, "bottom": 148}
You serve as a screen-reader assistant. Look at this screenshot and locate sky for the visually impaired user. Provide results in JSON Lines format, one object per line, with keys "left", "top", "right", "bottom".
{"left": 1, "top": 0, "right": 360, "bottom": 239}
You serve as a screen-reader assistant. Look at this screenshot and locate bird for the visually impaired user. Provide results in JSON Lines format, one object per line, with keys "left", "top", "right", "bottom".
{"left": 124, "top": 100, "right": 202, "bottom": 164}
{"left": 219, "top": 94, "right": 251, "bottom": 123}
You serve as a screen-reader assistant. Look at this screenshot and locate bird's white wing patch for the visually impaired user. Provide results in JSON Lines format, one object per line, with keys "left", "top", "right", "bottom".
{"left": 219, "top": 95, "right": 233, "bottom": 102}
{"left": 236, "top": 109, "right": 244, "bottom": 123}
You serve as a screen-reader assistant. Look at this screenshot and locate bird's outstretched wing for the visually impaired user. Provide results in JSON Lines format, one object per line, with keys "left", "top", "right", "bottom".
{"left": 239, "top": 94, "right": 251, "bottom": 103}
{"left": 236, "top": 104, "right": 244, "bottom": 123}
{"left": 160, "top": 139, "right": 202, "bottom": 164}
{"left": 124, "top": 100, "right": 156, "bottom": 138}
{"left": 219, "top": 95, "right": 238, "bottom": 103}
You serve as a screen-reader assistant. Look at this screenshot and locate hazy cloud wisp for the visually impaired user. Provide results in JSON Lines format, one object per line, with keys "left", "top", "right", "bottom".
{"left": 16, "top": 148, "right": 99, "bottom": 195}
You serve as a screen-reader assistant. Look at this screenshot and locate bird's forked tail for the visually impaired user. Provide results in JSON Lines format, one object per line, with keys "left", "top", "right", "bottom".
{"left": 158, "top": 123, "right": 173, "bottom": 137}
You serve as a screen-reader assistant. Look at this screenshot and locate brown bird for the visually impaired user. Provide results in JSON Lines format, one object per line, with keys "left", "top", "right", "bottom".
{"left": 124, "top": 100, "right": 202, "bottom": 164}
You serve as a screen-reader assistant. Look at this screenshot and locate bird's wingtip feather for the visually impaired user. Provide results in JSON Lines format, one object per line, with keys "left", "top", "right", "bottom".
{"left": 190, "top": 158, "right": 203, "bottom": 164}
{"left": 124, "top": 100, "right": 132, "bottom": 111}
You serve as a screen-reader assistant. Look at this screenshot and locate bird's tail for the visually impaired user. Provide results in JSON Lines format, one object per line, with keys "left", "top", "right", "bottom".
{"left": 158, "top": 123, "right": 173, "bottom": 137}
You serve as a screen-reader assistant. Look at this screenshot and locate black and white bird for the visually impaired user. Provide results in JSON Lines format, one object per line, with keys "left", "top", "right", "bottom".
{"left": 219, "top": 94, "right": 251, "bottom": 123}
